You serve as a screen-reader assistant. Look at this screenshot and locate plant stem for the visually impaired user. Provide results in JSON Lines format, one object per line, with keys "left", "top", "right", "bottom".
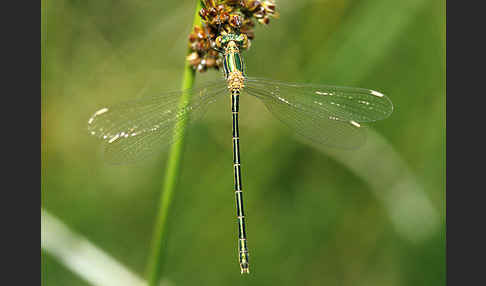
{"left": 146, "top": 2, "right": 202, "bottom": 285}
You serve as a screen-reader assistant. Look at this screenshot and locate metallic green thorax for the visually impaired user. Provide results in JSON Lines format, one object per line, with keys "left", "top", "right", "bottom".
{"left": 223, "top": 42, "right": 246, "bottom": 79}
{"left": 218, "top": 33, "right": 247, "bottom": 80}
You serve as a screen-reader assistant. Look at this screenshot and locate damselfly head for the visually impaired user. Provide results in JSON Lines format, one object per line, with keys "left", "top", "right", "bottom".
{"left": 215, "top": 33, "right": 249, "bottom": 50}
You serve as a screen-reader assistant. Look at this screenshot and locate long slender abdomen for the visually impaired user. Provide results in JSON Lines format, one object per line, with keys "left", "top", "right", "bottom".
{"left": 231, "top": 89, "right": 249, "bottom": 274}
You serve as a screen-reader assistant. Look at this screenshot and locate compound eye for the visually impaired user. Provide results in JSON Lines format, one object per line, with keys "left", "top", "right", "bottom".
{"left": 215, "top": 36, "right": 223, "bottom": 48}
{"left": 239, "top": 34, "right": 249, "bottom": 49}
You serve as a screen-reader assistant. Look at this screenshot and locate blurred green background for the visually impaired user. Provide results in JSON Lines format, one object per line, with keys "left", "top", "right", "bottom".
{"left": 41, "top": 0, "right": 445, "bottom": 285}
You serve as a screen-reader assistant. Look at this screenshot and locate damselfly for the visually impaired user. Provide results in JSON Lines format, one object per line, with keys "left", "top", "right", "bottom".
{"left": 88, "top": 32, "right": 393, "bottom": 274}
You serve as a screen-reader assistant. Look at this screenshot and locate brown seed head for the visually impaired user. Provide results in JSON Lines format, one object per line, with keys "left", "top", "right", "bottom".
{"left": 188, "top": 0, "right": 278, "bottom": 72}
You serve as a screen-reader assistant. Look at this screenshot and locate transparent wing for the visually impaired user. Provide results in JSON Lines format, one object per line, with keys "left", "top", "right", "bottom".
{"left": 243, "top": 77, "right": 394, "bottom": 149}
{"left": 88, "top": 79, "right": 228, "bottom": 164}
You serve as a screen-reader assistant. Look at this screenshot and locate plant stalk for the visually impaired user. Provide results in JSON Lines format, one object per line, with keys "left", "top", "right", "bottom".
{"left": 146, "top": 2, "right": 202, "bottom": 285}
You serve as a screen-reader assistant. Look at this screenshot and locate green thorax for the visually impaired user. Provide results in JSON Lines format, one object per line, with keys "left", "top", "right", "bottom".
{"left": 219, "top": 33, "right": 247, "bottom": 80}
{"left": 222, "top": 41, "right": 245, "bottom": 79}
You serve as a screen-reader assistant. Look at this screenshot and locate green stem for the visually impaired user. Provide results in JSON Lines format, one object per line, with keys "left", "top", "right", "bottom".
{"left": 146, "top": 2, "right": 202, "bottom": 285}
